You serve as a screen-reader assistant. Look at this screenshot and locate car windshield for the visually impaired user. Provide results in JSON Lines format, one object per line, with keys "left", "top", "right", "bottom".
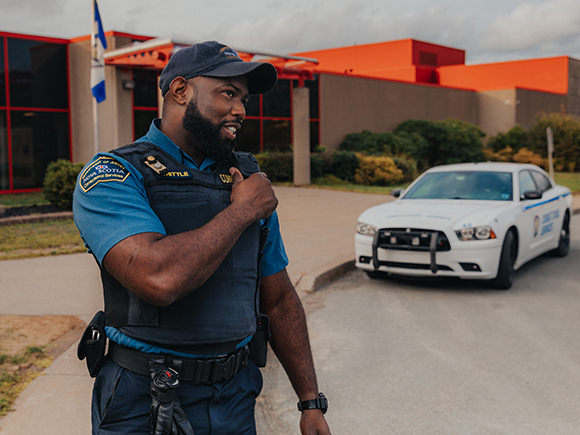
{"left": 403, "top": 171, "right": 513, "bottom": 201}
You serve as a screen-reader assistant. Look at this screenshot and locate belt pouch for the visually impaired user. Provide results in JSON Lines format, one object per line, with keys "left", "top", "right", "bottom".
{"left": 77, "top": 311, "right": 107, "bottom": 378}
{"left": 249, "top": 314, "right": 270, "bottom": 368}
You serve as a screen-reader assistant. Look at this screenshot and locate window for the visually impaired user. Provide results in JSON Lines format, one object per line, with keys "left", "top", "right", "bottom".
{"left": 0, "top": 34, "right": 70, "bottom": 192}
{"left": 0, "top": 111, "right": 7, "bottom": 190}
{"left": 8, "top": 38, "right": 68, "bottom": 108}
{"left": 237, "top": 77, "right": 320, "bottom": 154}
{"left": 133, "top": 69, "right": 158, "bottom": 108}
{"left": 11, "top": 111, "right": 69, "bottom": 189}
{"left": 263, "top": 120, "right": 291, "bottom": 152}
{"left": 518, "top": 170, "right": 537, "bottom": 199}
{"left": 134, "top": 110, "right": 156, "bottom": 140}
{"left": 263, "top": 79, "right": 290, "bottom": 117}
{"left": 530, "top": 170, "right": 552, "bottom": 193}
{"left": 0, "top": 41, "right": 5, "bottom": 106}
{"left": 132, "top": 70, "right": 158, "bottom": 140}
{"left": 404, "top": 171, "right": 513, "bottom": 201}
{"left": 236, "top": 119, "right": 260, "bottom": 154}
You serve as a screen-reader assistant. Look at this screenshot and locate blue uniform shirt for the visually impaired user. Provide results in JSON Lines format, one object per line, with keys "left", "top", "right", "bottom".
{"left": 73, "top": 119, "right": 288, "bottom": 355}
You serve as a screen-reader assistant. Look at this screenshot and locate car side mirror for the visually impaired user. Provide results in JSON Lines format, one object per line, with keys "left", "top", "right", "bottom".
{"left": 391, "top": 188, "right": 403, "bottom": 198}
{"left": 523, "top": 190, "right": 542, "bottom": 200}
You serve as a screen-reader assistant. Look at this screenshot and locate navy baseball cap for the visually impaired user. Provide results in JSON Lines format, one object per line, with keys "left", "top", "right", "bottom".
{"left": 159, "top": 41, "right": 278, "bottom": 95}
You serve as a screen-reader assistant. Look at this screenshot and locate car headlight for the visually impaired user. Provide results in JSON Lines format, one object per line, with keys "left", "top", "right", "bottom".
{"left": 455, "top": 226, "right": 496, "bottom": 241}
{"left": 357, "top": 222, "right": 377, "bottom": 236}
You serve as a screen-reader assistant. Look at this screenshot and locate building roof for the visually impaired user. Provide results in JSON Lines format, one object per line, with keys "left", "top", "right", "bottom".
{"left": 94, "top": 32, "right": 571, "bottom": 94}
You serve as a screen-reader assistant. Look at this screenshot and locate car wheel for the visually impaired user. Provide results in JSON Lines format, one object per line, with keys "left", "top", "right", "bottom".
{"left": 490, "top": 230, "right": 516, "bottom": 290}
{"left": 365, "top": 270, "right": 389, "bottom": 279}
{"left": 550, "top": 212, "right": 570, "bottom": 257}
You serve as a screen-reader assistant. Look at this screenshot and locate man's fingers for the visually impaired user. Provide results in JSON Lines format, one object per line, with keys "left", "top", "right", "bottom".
{"left": 229, "top": 167, "right": 244, "bottom": 185}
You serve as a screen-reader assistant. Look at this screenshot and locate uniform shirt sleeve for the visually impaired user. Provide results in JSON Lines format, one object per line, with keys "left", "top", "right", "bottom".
{"left": 72, "top": 153, "right": 167, "bottom": 265}
{"left": 260, "top": 211, "right": 289, "bottom": 277}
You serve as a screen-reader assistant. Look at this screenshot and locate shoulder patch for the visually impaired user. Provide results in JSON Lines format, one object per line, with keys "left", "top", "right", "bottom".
{"left": 79, "top": 156, "right": 130, "bottom": 192}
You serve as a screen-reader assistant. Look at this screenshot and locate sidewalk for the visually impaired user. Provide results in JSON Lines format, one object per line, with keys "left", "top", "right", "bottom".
{"left": 0, "top": 186, "right": 390, "bottom": 434}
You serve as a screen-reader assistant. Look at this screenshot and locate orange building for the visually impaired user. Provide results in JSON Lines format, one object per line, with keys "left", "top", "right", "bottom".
{"left": 1, "top": 31, "right": 578, "bottom": 192}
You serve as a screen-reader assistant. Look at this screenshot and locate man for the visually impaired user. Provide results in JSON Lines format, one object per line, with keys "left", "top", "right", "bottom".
{"left": 73, "top": 41, "right": 331, "bottom": 434}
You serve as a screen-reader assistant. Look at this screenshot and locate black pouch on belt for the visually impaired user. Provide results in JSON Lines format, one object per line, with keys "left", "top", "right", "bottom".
{"left": 77, "top": 310, "right": 106, "bottom": 378}
{"left": 149, "top": 359, "right": 194, "bottom": 435}
{"left": 249, "top": 314, "right": 270, "bottom": 368}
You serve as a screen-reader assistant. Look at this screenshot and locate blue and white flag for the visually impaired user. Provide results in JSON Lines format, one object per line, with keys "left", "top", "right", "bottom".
{"left": 91, "top": 0, "right": 107, "bottom": 103}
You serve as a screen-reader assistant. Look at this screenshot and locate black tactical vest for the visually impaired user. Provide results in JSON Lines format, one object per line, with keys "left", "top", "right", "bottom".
{"left": 102, "top": 141, "right": 262, "bottom": 347}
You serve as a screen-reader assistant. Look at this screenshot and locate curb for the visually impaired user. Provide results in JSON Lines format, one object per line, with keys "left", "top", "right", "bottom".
{"left": 296, "top": 259, "right": 356, "bottom": 292}
{"left": 0, "top": 211, "right": 73, "bottom": 226}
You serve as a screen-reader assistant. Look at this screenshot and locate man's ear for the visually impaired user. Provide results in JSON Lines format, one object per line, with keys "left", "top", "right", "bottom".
{"left": 168, "top": 77, "right": 190, "bottom": 105}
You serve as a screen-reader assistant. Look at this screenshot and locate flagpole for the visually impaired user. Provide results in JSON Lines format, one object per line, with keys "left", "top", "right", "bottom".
{"left": 91, "top": 0, "right": 100, "bottom": 155}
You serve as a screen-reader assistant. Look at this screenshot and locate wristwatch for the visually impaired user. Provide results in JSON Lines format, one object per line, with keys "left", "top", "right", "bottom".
{"left": 297, "top": 393, "right": 328, "bottom": 414}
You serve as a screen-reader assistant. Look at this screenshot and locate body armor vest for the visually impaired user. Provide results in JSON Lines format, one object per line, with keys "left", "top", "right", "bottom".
{"left": 102, "top": 142, "right": 262, "bottom": 347}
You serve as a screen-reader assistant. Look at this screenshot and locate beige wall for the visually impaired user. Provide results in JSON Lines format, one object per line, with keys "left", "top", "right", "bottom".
{"left": 476, "top": 89, "right": 517, "bottom": 138}
{"left": 515, "top": 88, "right": 567, "bottom": 128}
{"left": 319, "top": 73, "right": 477, "bottom": 150}
{"left": 567, "top": 58, "right": 580, "bottom": 116}
{"left": 68, "top": 35, "right": 135, "bottom": 164}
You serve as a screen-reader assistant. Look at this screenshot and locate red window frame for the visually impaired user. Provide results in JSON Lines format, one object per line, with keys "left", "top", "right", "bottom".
{"left": 245, "top": 78, "right": 320, "bottom": 152}
{"left": 0, "top": 31, "right": 72, "bottom": 194}
{"left": 131, "top": 69, "right": 159, "bottom": 141}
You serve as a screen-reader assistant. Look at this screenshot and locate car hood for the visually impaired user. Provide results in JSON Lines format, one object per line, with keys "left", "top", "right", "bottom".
{"left": 360, "top": 199, "right": 511, "bottom": 230}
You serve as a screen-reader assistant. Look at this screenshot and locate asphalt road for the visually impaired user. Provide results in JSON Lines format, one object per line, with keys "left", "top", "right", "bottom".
{"left": 259, "top": 215, "right": 580, "bottom": 435}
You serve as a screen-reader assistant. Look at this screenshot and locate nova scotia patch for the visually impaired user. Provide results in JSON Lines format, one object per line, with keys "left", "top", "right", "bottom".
{"left": 79, "top": 157, "right": 129, "bottom": 192}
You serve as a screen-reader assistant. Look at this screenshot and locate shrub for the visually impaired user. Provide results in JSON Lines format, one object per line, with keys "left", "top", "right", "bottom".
{"left": 394, "top": 119, "right": 485, "bottom": 168}
{"left": 354, "top": 155, "right": 404, "bottom": 186}
{"left": 255, "top": 152, "right": 333, "bottom": 182}
{"left": 527, "top": 113, "right": 580, "bottom": 172}
{"left": 339, "top": 130, "right": 407, "bottom": 155}
{"left": 42, "top": 159, "right": 84, "bottom": 209}
{"left": 329, "top": 151, "right": 359, "bottom": 182}
{"left": 487, "top": 126, "right": 528, "bottom": 152}
{"left": 392, "top": 156, "right": 417, "bottom": 181}
{"left": 310, "top": 153, "right": 330, "bottom": 179}
{"left": 255, "top": 152, "right": 293, "bottom": 182}
{"left": 512, "top": 148, "right": 547, "bottom": 168}
{"left": 484, "top": 146, "right": 515, "bottom": 162}
{"left": 314, "top": 174, "right": 348, "bottom": 185}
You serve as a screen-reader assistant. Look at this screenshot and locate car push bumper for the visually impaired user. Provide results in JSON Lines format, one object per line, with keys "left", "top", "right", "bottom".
{"left": 355, "top": 230, "right": 502, "bottom": 280}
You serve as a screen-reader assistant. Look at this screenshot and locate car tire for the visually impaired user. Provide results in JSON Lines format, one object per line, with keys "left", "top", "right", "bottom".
{"left": 550, "top": 212, "right": 570, "bottom": 257}
{"left": 490, "top": 230, "right": 516, "bottom": 290}
{"left": 365, "top": 270, "right": 389, "bottom": 280}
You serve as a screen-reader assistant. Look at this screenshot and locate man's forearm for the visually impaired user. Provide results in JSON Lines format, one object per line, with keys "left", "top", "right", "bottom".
{"left": 262, "top": 272, "right": 319, "bottom": 400}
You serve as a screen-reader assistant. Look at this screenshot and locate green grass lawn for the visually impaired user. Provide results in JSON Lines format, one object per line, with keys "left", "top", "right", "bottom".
{"left": 554, "top": 172, "right": 580, "bottom": 193}
{"left": 0, "top": 192, "right": 48, "bottom": 207}
{"left": 0, "top": 219, "right": 85, "bottom": 260}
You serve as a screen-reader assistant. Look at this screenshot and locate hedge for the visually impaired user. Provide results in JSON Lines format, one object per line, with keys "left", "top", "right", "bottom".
{"left": 42, "top": 159, "right": 85, "bottom": 209}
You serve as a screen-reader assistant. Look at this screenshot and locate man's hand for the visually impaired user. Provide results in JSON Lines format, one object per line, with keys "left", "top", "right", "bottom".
{"left": 300, "top": 410, "right": 331, "bottom": 435}
{"left": 229, "top": 167, "right": 278, "bottom": 221}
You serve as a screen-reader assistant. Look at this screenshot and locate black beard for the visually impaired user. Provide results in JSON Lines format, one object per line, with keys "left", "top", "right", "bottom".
{"left": 182, "top": 100, "right": 237, "bottom": 163}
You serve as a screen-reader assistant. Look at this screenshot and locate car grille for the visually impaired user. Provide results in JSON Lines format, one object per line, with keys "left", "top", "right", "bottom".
{"left": 376, "top": 228, "right": 451, "bottom": 252}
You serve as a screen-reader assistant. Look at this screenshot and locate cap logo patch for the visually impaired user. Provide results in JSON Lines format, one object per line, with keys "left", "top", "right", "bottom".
{"left": 79, "top": 156, "right": 129, "bottom": 192}
{"left": 219, "top": 46, "right": 240, "bottom": 59}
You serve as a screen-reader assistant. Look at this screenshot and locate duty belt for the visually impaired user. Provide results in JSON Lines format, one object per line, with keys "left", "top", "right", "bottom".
{"left": 109, "top": 341, "right": 249, "bottom": 384}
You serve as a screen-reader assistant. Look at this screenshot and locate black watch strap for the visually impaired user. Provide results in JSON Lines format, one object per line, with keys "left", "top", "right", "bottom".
{"left": 297, "top": 393, "right": 328, "bottom": 414}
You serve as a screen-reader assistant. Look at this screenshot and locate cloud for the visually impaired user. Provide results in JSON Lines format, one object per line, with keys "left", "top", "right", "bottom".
{"left": 197, "top": 0, "right": 479, "bottom": 55}
{"left": 2, "top": 0, "right": 66, "bottom": 15}
{"left": 486, "top": 0, "right": 580, "bottom": 51}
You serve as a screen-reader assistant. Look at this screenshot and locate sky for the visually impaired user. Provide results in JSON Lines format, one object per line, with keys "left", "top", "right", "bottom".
{"left": 1, "top": 0, "right": 579, "bottom": 64}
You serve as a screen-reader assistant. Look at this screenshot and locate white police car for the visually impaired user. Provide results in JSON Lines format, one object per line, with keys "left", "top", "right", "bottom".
{"left": 355, "top": 162, "right": 572, "bottom": 289}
